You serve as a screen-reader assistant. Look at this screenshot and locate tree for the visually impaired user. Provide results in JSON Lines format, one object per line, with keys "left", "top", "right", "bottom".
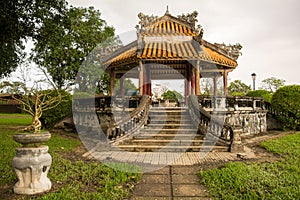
{"left": 2, "top": 81, "right": 65, "bottom": 133}
{"left": 260, "top": 77, "right": 285, "bottom": 93}
{"left": 228, "top": 80, "right": 251, "bottom": 96}
{"left": 246, "top": 90, "right": 272, "bottom": 103}
{"left": 32, "top": 6, "right": 115, "bottom": 89}
{"left": 201, "top": 78, "right": 214, "bottom": 95}
{"left": 116, "top": 79, "right": 137, "bottom": 96}
{"left": 271, "top": 85, "right": 300, "bottom": 130}
{"left": 0, "top": 0, "right": 67, "bottom": 78}
{"left": 162, "top": 90, "right": 183, "bottom": 101}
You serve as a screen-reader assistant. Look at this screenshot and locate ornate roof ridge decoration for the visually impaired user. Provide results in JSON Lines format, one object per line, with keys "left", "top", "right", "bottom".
{"left": 177, "top": 11, "right": 199, "bottom": 29}
{"left": 136, "top": 10, "right": 204, "bottom": 37}
{"left": 103, "top": 9, "right": 242, "bottom": 67}
{"left": 214, "top": 43, "right": 243, "bottom": 60}
{"left": 137, "top": 12, "right": 159, "bottom": 28}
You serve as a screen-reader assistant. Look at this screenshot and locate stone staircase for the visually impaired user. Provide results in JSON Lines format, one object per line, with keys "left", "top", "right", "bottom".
{"left": 113, "top": 107, "right": 228, "bottom": 152}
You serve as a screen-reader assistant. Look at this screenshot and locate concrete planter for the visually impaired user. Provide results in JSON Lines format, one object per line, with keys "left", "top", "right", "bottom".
{"left": 12, "top": 133, "right": 52, "bottom": 195}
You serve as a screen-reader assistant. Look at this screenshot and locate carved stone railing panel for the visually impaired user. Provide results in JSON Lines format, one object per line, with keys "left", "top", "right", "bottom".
{"left": 107, "top": 95, "right": 150, "bottom": 142}
{"left": 187, "top": 95, "right": 233, "bottom": 144}
{"left": 188, "top": 95, "right": 269, "bottom": 152}
{"left": 197, "top": 95, "right": 267, "bottom": 111}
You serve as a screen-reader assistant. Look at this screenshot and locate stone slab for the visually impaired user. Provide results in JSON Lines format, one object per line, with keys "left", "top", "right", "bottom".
{"left": 173, "top": 184, "right": 208, "bottom": 197}
{"left": 130, "top": 197, "right": 171, "bottom": 200}
{"left": 172, "top": 174, "right": 200, "bottom": 184}
{"left": 139, "top": 174, "right": 170, "bottom": 184}
{"left": 132, "top": 183, "right": 171, "bottom": 197}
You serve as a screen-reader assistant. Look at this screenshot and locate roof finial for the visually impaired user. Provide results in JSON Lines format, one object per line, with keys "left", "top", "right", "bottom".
{"left": 165, "top": 5, "right": 169, "bottom": 14}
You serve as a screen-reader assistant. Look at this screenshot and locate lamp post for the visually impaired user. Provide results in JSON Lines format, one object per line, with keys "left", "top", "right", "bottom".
{"left": 251, "top": 73, "right": 256, "bottom": 90}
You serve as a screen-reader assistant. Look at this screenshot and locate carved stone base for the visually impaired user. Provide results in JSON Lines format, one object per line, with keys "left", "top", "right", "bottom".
{"left": 12, "top": 146, "right": 52, "bottom": 195}
{"left": 230, "top": 128, "right": 245, "bottom": 153}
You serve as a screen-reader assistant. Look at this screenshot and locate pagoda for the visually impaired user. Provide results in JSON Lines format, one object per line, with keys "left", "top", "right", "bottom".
{"left": 104, "top": 8, "right": 242, "bottom": 100}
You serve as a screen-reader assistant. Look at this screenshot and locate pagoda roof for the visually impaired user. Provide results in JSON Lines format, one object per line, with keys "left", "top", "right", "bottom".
{"left": 103, "top": 11, "right": 242, "bottom": 68}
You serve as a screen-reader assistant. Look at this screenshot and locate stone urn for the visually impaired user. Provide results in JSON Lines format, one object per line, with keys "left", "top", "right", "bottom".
{"left": 12, "top": 132, "right": 52, "bottom": 195}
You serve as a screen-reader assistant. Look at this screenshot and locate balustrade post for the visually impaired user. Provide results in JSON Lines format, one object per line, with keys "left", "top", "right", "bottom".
{"left": 230, "top": 126, "right": 244, "bottom": 152}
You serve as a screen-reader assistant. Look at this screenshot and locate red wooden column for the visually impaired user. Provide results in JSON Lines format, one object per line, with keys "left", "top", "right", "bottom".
{"left": 213, "top": 76, "right": 218, "bottom": 96}
{"left": 187, "top": 66, "right": 191, "bottom": 96}
{"left": 223, "top": 70, "right": 228, "bottom": 96}
{"left": 195, "top": 60, "right": 201, "bottom": 95}
{"left": 146, "top": 66, "right": 152, "bottom": 96}
{"left": 110, "top": 70, "right": 115, "bottom": 96}
{"left": 191, "top": 66, "right": 195, "bottom": 95}
{"left": 119, "top": 76, "right": 124, "bottom": 97}
{"left": 143, "top": 66, "right": 147, "bottom": 95}
{"left": 184, "top": 66, "right": 189, "bottom": 103}
{"left": 139, "top": 60, "right": 144, "bottom": 95}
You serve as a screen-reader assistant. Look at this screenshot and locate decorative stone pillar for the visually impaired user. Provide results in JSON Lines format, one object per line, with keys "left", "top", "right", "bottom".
{"left": 12, "top": 133, "right": 52, "bottom": 195}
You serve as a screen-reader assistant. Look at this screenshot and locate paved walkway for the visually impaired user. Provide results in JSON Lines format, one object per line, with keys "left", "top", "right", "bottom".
{"left": 82, "top": 131, "right": 291, "bottom": 199}
{"left": 129, "top": 165, "right": 211, "bottom": 200}
{"left": 85, "top": 149, "right": 255, "bottom": 199}
{"left": 86, "top": 150, "right": 254, "bottom": 166}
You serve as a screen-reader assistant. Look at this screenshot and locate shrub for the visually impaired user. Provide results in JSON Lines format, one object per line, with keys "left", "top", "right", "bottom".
{"left": 271, "top": 85, "right": 300, "bottom": 130}
{"left": 246, "top": 90, "right": 272, "bottom": 103}
{"left": 40, "top": 90, "right": 72, "bottom": 129}
{"left": 162, "top": 90, "right": 183, "bottom": 101}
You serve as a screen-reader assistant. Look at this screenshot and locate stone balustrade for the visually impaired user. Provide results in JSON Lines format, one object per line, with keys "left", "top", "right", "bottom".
{"left": 188, "top": 95, "right": 268, "bottom": 152}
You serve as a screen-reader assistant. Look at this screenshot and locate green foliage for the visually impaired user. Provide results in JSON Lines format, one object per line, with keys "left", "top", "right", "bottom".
{"left": 246, "top": 89, "right": 272, "bottom": 103}
{"left": 261, "top": 77, "right": 285, "bottom": 93}
{"left": 32, "top": 6, "right": 115, "bottom": 89}
{"left": 200, "top": 132, "right": 300, "bottom": 199}
{"left": 0, "top": 0, "right": 67, "bottom": 78}
{"left": 0, "top": 124, "right": 141, "bottom": 199}
{"left": 39, "top": 90, "right": 72, "bottom": 129}
{"left": 162, "top": 90, "right": 183, "bottom": 101}
{"left": 228, "top": 80, "right": 251, "bottom": 96}
{"left": 115, "top": 78, "right": 138, "bottom": 96}
{"left": 261, "top": 132, "right": 300, "bottom": 156}
{"left": 42, "top": 159, "right": 141, "bottom": 200}
{"left": 271, "top": 85, "right": 300, "bottom": 130}
{"left": 0, "top": 114, "right": 31, "bottom": 125}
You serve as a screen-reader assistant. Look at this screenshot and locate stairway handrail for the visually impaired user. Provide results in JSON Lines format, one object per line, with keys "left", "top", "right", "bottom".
{"left": 107, "top": 95, "right": 150, "bottom": 142}
{"left": 187, "top": 95, "right": 235, "bottom": 145}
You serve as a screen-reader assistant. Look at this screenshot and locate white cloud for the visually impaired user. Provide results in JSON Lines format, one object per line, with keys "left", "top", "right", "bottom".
{"left": 68, "top": 0, "right": 300, "bottom": 86}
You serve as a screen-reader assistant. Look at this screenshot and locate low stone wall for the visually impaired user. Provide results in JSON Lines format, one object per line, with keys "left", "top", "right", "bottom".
{"left": 225, "top": 110, "right": 267, "bottom": 136}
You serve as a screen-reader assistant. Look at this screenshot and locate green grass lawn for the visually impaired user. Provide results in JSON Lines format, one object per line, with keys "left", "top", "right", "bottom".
{"left": 0, "top": 113, "right": 32, "bottom": 125}
{"left": 200, "top": 132, "right": 300, "bottom": 199}
{"left": 0, "top": 114, "right": 141, "bottom": 200}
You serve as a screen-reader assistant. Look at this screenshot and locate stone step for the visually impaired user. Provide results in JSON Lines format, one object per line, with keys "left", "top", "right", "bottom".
{"left": 115, "top": 144, "right": 228, "bottom": 152}
{"left": 149, "top": 111, "right": 189, "bottom": 116}
{"left": 133, "top": 133, "right": 201, "bottom": 139}
{"left": 123, "top": 139, "right": 208, "bottom": 146}
{"left": 141, "top": 128, "right": 198, "bottom": 133}
{"left": 149, "top": 119, "right": 193, "bottom": 123}
{"left": 150, "top": 107, "right": 188, "bottom": 110}
{"left": 146, "top": 124, "right": 196, "bottom": 129}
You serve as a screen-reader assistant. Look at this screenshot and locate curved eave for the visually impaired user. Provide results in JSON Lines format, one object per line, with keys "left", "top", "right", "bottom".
{"left": 104, "top": 40, "right": 238, "bottom": 68}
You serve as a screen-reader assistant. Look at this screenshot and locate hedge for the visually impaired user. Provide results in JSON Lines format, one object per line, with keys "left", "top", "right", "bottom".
{"left": 40, "top": 90, "right": 72, "bottom": 129}
{"left": 246, "top": 90, "right": 272, "bottom": 103}
{"left": 271, "top": 85, "right": 300, "bottom": 130}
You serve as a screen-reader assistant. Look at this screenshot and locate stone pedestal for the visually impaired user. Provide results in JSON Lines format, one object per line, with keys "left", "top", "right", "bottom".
{"left": 230, "top": 128, "right": 244, "bottom": 153}
{"left": 12, "top": 145, "right": 52, "bottom": 195}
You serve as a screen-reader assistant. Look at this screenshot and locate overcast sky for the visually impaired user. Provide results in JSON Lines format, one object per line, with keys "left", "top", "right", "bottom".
{"left": 69, "top": 0, "right": 300, "bottom": 88}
